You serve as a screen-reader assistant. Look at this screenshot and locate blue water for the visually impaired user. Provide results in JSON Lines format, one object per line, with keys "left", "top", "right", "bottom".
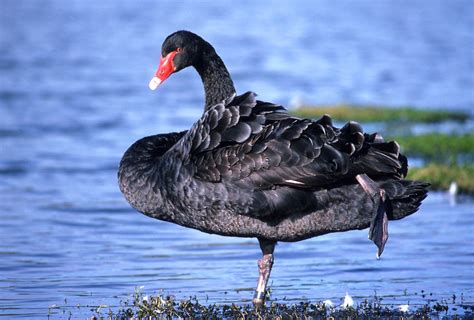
{"left": 1, "top": 0, "right": 473, "bottom": 318}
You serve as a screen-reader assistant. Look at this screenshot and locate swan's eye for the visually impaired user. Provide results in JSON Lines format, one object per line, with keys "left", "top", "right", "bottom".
{"left": 176, "top": 47, "right": 182, "bottom": 53}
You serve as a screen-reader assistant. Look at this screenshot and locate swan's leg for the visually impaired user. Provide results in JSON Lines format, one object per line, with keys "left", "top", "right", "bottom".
{"left": 252, "top": 238, "right": 276, "bottom": 306}
{"left": 356, "top": 173, "right": 391, "bottom": 258}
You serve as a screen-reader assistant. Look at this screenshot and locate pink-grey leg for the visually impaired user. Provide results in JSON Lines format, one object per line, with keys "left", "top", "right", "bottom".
{"left": 253, "top": 239, "right": 276, "bottom": 306}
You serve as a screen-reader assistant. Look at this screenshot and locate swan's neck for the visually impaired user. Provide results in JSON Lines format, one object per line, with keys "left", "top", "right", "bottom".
{"left": 194, "top": 49, "right": 236, "bottom": 111}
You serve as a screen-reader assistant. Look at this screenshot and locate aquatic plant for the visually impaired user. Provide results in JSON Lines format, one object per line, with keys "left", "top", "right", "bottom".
{"left": 87, "top": 288, "right": 473, "bottom": 320}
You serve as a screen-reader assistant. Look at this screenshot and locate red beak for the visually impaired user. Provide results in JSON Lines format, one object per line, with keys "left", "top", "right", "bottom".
{"left": 149, "top": 50, "right": 179, "bottom": 90}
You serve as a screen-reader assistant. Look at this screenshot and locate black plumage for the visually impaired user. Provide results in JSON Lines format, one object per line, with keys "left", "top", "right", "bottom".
{"left": 118, "top": 30, "right": 429, "bottom": 304}
{"left": 119, "top": 91, "right": 426, "bottom": 233}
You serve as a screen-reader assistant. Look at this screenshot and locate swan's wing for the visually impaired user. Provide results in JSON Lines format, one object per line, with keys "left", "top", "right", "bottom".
{"left": 185, "top": 92, "right": 402, "bottom": 190}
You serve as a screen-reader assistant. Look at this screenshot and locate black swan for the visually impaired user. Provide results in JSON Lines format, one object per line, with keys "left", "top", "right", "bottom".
{"left": 119, "top": 31, "right": 429, "bottom": 305}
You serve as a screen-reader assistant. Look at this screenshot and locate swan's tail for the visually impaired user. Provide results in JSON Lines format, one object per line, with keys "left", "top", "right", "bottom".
{"left": 381, "top": 179, "right": 430, "bottom": 220}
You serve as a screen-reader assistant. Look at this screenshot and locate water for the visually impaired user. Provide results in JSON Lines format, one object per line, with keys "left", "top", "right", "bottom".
{"left": 1, "top": 0, "right": 473, "bottom": 318}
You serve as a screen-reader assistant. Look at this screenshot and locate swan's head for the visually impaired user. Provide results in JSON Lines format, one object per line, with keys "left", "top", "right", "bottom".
{"left": 149, "top": 30, "right": 209, "bottom": 90}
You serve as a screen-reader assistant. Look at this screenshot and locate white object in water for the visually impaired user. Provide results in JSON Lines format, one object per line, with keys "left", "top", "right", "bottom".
{"left": 323, "top": 299, "right": 334, "bottom": 307}
{"left": 398, "top": 304, "right": 409, "bottom": 312}
{"left": 449, "top": 181, "right": 458, "bottom": 197}
{"left": 449, "top": 181, "right": 458, "bottom": 206}
{"left": 341, "top": 292, "right": 354, "bottom": 308}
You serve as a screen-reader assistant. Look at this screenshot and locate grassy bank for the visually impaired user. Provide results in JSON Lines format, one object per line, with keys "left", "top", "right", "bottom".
{"left": 390, "top": 133, "right": 474, "bottom": 162}
{"left": 291, "top": 104, "right": 470, "bottom": 123}
{"left": 387, "top": 133, "right": 474, "bottom": 194}
{"left": 408, "top": 164, "right": 474, "bottom": 195}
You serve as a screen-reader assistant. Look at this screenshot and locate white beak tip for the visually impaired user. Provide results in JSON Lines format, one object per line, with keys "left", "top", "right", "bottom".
{"left": 148, "top": 77, "right": 161, "bottom": 90}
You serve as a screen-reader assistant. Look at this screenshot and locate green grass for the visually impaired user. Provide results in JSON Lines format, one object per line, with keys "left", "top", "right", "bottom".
{"left": 291, "top": 104, "right": 470, "bottom": 123}
{"left": 384, "top": 133, "right": 474, "bottom": 194}
{"left": 389, "top": 132, "right": 474, "bottom": 163}
{"left": 408, "top": 163, "right": 474, "bottom": 195}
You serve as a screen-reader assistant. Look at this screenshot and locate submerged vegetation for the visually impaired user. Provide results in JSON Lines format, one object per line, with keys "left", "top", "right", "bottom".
{"left": 85, "top": 288, "right": 472, "bottom": 320}
{"left": 291, "top": 104, "right": 470, "bottom": 123}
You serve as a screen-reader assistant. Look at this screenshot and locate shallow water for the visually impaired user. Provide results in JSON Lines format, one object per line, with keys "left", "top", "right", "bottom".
{"left": 1, "top": 0, "right": 473, "bottom": 318}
